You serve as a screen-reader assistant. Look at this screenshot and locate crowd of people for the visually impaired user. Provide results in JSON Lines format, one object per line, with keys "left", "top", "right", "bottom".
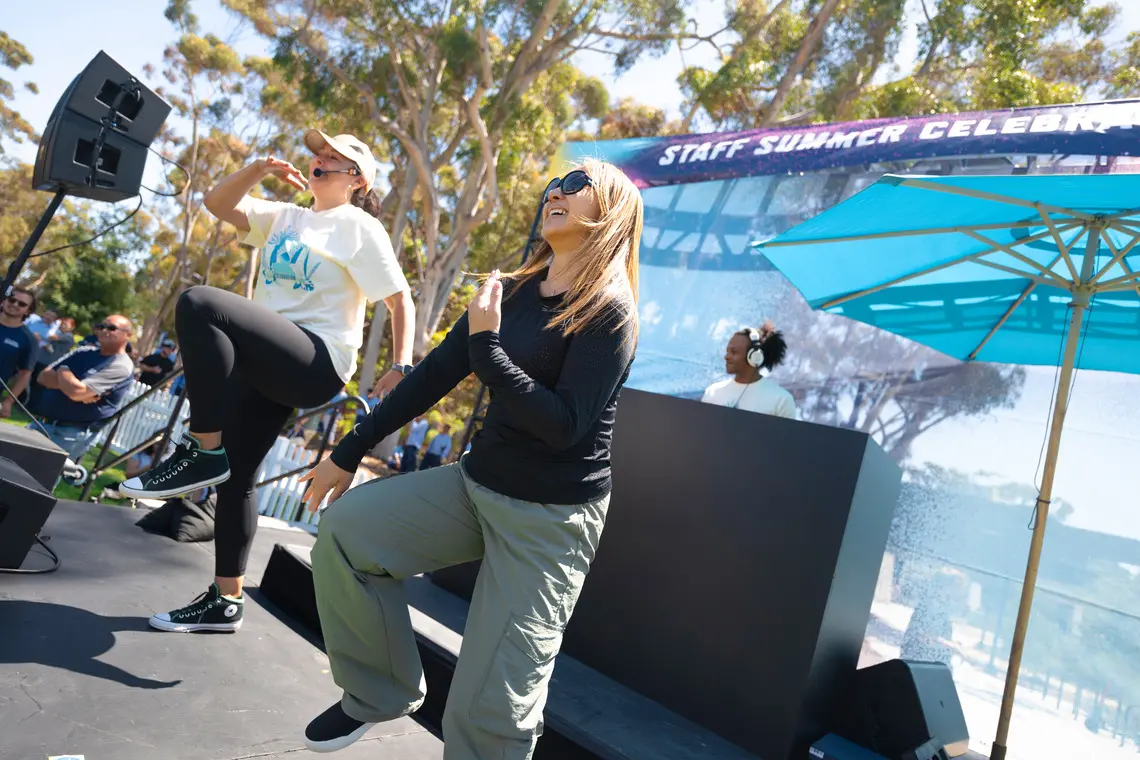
{"left": 1, "top": 126, "right": 799, "bottom": 760}
{"left": 0, "top": 289, "right": 179, "bottom": 465}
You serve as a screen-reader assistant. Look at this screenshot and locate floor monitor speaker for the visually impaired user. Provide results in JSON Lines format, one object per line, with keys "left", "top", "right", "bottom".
{"left": 0, "top": 455, "right": 59, "bottom": 570}
{"left": 834, "top": 659, "right": 969, "bottom": 759}
{"left": 0, "top": 422, "right": 68, "bottom": 491}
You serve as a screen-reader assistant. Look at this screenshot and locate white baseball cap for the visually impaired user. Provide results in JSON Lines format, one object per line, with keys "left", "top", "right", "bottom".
{"left": 303, "top": 129, "right": 377, "bottom": 192}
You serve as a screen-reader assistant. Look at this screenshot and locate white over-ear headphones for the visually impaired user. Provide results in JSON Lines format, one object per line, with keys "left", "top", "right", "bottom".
{"left": 744, "top": 327, "right": 765, "bottom": 368}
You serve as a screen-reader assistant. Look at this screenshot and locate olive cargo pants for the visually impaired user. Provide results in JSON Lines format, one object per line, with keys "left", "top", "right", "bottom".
{"left": 311, "top": 460, "right": 609, "bottom": 760}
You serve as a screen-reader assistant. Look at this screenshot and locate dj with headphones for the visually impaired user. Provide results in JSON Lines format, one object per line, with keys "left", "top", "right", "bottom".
{"left": 700, "top": 322, "right": 797, "bottom": 419}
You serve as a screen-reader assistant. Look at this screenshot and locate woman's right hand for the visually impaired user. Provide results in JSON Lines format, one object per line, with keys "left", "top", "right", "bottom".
{"left": 258, "top": 156, "right": 308, "bottom": 191}
{"left": 299, "top": 457, "right": 355, "bottom": 512}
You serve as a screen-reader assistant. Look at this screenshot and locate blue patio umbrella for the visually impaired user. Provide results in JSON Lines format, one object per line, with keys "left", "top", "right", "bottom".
{"left": 754, "top": 172, "right": 1140, "bottom": 760}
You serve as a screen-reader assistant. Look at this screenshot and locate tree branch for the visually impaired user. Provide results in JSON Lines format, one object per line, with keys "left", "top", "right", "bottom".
{"left": 495, "top": 0, "right": 565, "bottom": 125}
{"left": 759, "top": 0, "right": 842, "bottom": 128}
{"left": 432, "top": 124, "right": 469, "bottom": 170}
{"left": 382, "top": 27, "right": 424, "bottom": 134}
{"left": 680, "top": 0, "right": 791, "bottom": 131}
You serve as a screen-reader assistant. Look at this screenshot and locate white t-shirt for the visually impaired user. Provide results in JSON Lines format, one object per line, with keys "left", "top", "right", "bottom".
{"left": 701, "top": 377, "right": 798, "bottom": 419}
{"left": 237, "top": 197, "right": 409, "bottom": 381}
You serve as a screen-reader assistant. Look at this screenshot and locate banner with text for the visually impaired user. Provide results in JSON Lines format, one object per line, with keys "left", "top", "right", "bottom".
{"left": 565, "top": 100, "right": 1140, "bottom": 188}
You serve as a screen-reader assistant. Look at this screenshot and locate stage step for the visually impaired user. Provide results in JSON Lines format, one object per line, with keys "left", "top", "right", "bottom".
{"left": 260, "top": 543, "right": 760, "bottom": 760}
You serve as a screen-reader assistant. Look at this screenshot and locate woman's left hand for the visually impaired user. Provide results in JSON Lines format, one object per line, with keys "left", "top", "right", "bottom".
{"left": 468, "top": 270, "right": 502, "bottom": 335}
{"left": 370, "top": 368, "right": 404, "bottom": 399}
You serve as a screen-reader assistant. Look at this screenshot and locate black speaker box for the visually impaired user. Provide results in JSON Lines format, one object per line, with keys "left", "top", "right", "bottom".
{"left": 0, "top": 423, "right": 68, "bottom": 491}
{"left": 0, "top": 455, "right": 58, "bottom": 570}
{"left": 34, "top": 108, "right": 152, "bottom": 203}
{"left": 833, "top": 660, "right": 969, "bottom": 759}
{"left": 32, "top": 50, "right": 171, "bottom": 203}
{"left": 48, "top": 51, "right": 168, "bottom": 146}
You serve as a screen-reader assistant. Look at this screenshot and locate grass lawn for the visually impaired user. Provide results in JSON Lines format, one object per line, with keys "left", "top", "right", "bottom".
{"left": 0, "top": 408, "right": 129, "bottom": 505}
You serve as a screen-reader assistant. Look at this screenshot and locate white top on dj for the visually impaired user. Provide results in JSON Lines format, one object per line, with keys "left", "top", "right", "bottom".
{"left": 701, "top": 377, "right": 798, "bottom": 420}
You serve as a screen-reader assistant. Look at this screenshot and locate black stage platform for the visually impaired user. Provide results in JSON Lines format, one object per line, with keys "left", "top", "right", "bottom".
{"left": 0, "top": 500, "right": 442, "bottom": 760}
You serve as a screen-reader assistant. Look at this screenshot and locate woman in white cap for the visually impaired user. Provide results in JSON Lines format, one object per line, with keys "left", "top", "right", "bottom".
{"left": 120, "top": 130, "right": 416, "bottom": 635}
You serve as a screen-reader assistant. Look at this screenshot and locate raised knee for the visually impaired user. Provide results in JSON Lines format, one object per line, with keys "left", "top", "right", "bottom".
{"left": 175, "top": 286, "right": 209, "bottom": 323}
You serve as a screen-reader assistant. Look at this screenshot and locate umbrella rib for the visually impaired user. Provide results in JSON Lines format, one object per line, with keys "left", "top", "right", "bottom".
{"left": 972, "top": 257, "right": 1061, "bottom": 285}
{"left": 896, "top": 176, "right": 1095, "bottom": 220}
{"left": 966, "top": 273, "right": 1051, "bottom": 361}
{"left": 1090, "top": 228, "right": 1140, "bottom": 286}
{"left": 756, "top": 219, "right": 1074, "bottom": 248}
{"left": 815, "top": 224, "right": 1075, "bottom": 309}
{"left": 961, "top": 230, "right": 1072, "bottom": 287}
{"left": 1103, "top": 208, "right": 1140, "bottom": 222}
{"left": 1038, "top": 210, "right": 1079, "bottom": 281}
{"left": 1097, "top": 269, "right": 1140, "bottom": 289}
{"left": 1115, "top": 257, "right": 1140, "bottom": 298}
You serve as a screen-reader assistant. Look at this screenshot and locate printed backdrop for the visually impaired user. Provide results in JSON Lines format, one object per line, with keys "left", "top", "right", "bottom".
{"left": 560, "top": 101, "right": 1140, "bottom": 759}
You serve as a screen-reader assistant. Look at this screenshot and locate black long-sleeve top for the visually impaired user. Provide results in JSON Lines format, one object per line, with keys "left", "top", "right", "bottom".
{"left": 332, "top": 273, "right": 637, "bottom": 504}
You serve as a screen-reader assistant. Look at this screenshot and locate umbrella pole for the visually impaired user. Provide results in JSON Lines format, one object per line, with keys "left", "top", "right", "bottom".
{"left": 990, "top": 288, "right": 1091, "bottom": 760}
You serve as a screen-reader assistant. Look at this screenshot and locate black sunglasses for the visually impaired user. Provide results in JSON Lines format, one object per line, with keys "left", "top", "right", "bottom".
{"left": 5, "top": 296, "right": 32, "bottom": 308}
{"left": 95, "top": 322, "right": 125, "bottom": 332}
{"left": 543, "top": 170, "right": 593, "bottom": 199}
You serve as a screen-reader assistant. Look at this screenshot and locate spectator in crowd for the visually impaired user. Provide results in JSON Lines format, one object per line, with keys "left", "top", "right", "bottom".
{"left": 47, "top": 317, "right": 76, "bottom": 358}
{"left": 169, "top": 372, "right": 186, "bottom": 402}
{"left": 400, "top": 414, "right": 429, "bottom": 473}
{"left": 0, "top": 288, "right": 40, "bottom": 417}
{"left": 30, "top": 314, "right": 136, "bottom": 461}
{"left": 29, "top": 316, "right": 77, "bottom": 408}
{"left": 81, "top": 328, "right": 133, "bottom": 357}
{"left": 701, "top": 323, "right": 797, "bottom": 419}
{"left": 419, "top": 422, "right": 452, "bottom": 470}
{"left": 125, "top": 441, "right": 163, "bottom": 479}
{"left": 138, "top": 339, "right": 177, "bottom": 387}
{"left": 26, "top": 307, "right": 58, "bottom": 346}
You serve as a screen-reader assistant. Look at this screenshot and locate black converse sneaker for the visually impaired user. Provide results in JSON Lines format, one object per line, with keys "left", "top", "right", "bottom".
{"left": 149, "top": 584, "right": 244, "bottom": 633}
{"left": 119, "top": 434, "right": 230, "bottom": 500}
{"left": 303, "top": 702, "right": 378, "bottom": 753}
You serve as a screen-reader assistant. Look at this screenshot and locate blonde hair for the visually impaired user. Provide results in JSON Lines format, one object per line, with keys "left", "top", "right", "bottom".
{"left": 504, "top": 158, "right": 643, "bottom": 340}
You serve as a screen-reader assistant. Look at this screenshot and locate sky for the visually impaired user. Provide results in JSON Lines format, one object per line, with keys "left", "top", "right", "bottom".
{"left": 6, "top": 0, "right": 1140, "bottom": 158}
{"left": 5, "top": 2, "right": 1140, "bottom": 540}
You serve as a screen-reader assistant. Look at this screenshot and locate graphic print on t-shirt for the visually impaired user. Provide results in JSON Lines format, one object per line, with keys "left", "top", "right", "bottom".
{"left": 261, "top": 228, "right": 322, "bottom": 291}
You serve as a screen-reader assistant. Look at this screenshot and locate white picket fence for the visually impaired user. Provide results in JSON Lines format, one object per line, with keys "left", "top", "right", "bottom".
{"left": 253, "top": 436, "right": 380, "bottom": 527}
{"left": 91, "top": 380, "right": 190, "bottom": 458}
{"left": 94, "top": 380, "right": 378, "bottom": 528}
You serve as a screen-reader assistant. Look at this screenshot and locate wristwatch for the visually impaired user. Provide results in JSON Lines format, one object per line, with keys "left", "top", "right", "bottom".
{"left": 392, "top": 363, "right": 414, "bottom": 377}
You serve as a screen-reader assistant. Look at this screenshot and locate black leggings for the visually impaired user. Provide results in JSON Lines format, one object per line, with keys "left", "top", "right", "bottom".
{"left": 175, "top": 286, "right": 343, "bottom": 577}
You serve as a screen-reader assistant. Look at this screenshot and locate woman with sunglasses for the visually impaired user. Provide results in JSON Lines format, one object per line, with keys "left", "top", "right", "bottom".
{"left": 295, "top": 160, "right": 642, "bottom": 759}
{"left": 120, "top": 130, "right": 415, "bottom": 636}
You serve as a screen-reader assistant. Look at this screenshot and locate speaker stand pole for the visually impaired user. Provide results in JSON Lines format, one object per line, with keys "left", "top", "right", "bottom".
{"left": 2, "top": 189, "right": 67, "bottom": 297}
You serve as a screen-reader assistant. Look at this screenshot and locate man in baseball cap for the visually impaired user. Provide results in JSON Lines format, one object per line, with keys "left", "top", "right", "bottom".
{"left": 303, "top": 130, "right": 378, "bottom": 193}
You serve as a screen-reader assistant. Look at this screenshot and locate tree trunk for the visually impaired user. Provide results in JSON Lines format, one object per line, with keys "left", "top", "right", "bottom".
{"left": 360, "top": 306, "right": 388, "bottom": 391}
{"left": 244, "top": 247, "right": 259, "bottom": 299}
{"left": 359, "top": 165, "right": 417, "bottom": 391}
{"left": 759, "top": 0, "right": 843, "bottom": 127}
{"left": 141, "top": 104, "right": 202, "bottom": 351}
{"left": 412, "top": 240, "right": 469, "bottom": 359}
{"left": 412, "top": 266, "right": 446, "bottom": 360}
{"left": 199, "top": 225, "right": 225, "bottom": 287}
{"left": 680, "top": 0, "right": 792, "bottom": 132}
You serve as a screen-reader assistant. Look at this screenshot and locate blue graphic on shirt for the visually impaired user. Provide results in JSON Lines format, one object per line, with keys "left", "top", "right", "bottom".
{"left": 261, "top": 228, "right": 321, "bottom": 291}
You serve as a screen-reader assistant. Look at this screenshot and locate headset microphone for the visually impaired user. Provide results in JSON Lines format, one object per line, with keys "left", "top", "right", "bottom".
{"left": 312, "top": 167, "right": 356, "bottom": 178}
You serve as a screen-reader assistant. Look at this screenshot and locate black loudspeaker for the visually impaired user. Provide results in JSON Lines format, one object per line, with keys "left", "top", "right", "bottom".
{"left": 810, "top": 733, "right": 891, "bottom": 759}
{"left": 0, "top": 423, "right": 68, "bottom": 491}
{"left": 833, "top": 660, "right": 969, "bottom": 759}
{"left": 32, "top": 50, "right": 171, "bottom": 203}
{"left": 0, "top": 455, "right": 59, "bottom": 570}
